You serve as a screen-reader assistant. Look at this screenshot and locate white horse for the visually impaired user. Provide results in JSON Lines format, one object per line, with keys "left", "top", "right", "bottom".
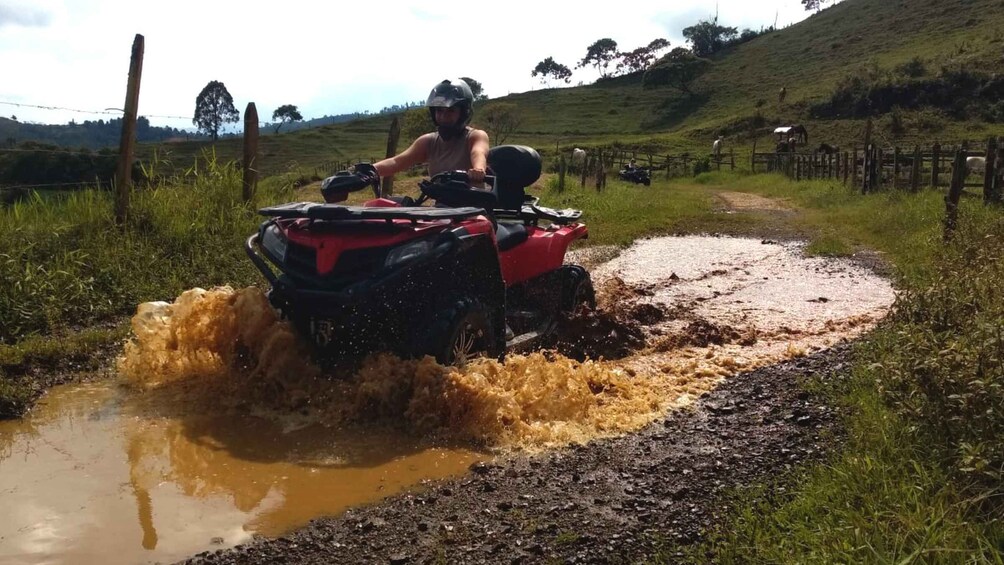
{"left": 571, "top": 148, "right": 586, "bottom": 164}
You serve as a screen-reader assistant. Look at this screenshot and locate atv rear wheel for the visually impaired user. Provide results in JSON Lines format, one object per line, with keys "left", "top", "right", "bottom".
{"left": 421, "top": 298, "right": 502, "bottom": 365}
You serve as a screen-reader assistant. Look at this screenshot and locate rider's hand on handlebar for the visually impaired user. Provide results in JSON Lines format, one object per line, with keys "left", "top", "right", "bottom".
{"left": 353, "top": 163, "right": 380, "bottom": 184}
{"left": 467, "top": 167, "right": 486, "bottom": 184}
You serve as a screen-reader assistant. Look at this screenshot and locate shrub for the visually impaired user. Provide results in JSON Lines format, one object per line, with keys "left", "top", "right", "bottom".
{"left": 894, "top": 56, "right": 927, "bottom": 78}
{"left": 878, "top": 213, "right": 1004, "bottom": 507}
{"left": 692, "top": 158, "right": 711, "bottom": 176}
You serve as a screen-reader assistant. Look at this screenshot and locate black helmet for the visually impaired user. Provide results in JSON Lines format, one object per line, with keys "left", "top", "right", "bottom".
{"left": 426, "top": 78, "right": 474, "bottom": 136}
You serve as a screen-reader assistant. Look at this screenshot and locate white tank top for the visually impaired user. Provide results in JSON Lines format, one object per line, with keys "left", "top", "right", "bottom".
{"left": 427, "top": 127, "right": 473, "bottom": 175}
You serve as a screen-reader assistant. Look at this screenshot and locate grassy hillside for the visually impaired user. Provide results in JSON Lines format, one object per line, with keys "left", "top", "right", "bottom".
{"left": 135, "top": 0, "right": 1004, "bottom": 178}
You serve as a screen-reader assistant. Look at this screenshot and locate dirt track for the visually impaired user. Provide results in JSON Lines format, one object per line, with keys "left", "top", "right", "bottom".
{"left": 182, "top": 343, "right": 849, "bottom": 564}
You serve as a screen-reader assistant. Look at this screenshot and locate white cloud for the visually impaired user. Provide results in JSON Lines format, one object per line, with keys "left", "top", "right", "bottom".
{"left": 0, "top": 0, "right": 816, "bottom": 129}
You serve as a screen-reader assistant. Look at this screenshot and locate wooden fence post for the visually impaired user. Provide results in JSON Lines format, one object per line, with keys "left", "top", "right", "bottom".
{"left": 892, "top": 147, "right": 901, "bottom": 189}
{"left": 114, "top": 33, "right": 144, "bottom": 224}
{"left": 861, "top": 146, "right": 870, "bottom": 194}
{"left": 931, "top": 142, "right": 941, "bottom": 188}
{"left": 983, "top": 137, "right": 998, "bottom": 205}
{"left": 242, "top": 102, "right": 259, "bottom": 203}
{"left": 945, "top": 148, "right": 968, "bottom": 241}
{"left": 751, "top": 140, "right": 757, "bottom": 172}
{"left": 595, "top": 149, "right": 604, "bottom": 191}
{"left": 381, "top": 116, "right": 400, "bottom": 196}
{"left": 945, "top": 147, "right": 968, "bottom": 237}
{"left": 875, "top": 147, "right": 884, "bottom": 191}
{"left": 580, "top": 156, "right": 588, "bottom": 188}
{"left": 910, "top": 145, "right": 921, "bottom": 193}
{"left": 851, "top": 146, "right": 858, "bottom": 187}
{"left": 992, "top": 141, "right": 1004, "bottom": 205}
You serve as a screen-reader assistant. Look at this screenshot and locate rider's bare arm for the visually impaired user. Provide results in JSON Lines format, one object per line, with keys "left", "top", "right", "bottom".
{"left": 468, "top": 129, "right": 489, "bottom": 183}
{"left": 372, "top": 134, "right": 434, "bottom": 177}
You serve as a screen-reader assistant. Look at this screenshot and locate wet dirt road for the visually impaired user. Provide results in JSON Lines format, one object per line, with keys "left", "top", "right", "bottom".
{"left": 0, "top": 235, "right": 894, "bottom": 564}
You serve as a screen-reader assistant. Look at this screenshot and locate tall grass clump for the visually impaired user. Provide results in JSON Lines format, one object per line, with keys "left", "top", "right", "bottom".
{"left": 0, "top": 151, "right": 280, "bottom": 344}
{"left": 879, "top": 208, "right": 1004, "bottom": 503}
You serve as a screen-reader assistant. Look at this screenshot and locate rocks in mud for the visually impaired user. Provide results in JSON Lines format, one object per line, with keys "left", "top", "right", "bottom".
{"left": 553, "top": 307, "right": 646, "bottom": 361}
{"left": 652, "top": 318, "right": 756, "bottom": 351}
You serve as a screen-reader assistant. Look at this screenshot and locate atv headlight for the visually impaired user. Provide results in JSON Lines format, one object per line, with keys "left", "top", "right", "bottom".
{"left": 261, "top": 224, "right": 288, "bottom": 261}
{"left": 384, "top": 239, "right": 432, "bottom": 269}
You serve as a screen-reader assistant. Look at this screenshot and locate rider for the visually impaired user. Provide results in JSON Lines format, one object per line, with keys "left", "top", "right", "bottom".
{"left": 367, "top": 78, "right": 489, "bottom": 184}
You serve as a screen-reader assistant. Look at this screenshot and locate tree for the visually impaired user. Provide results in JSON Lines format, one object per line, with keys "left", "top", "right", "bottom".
{"left": 460, "top": 77, "right": 489, "bottom": 102}
{"left": 801, "top": 0, "right": 832, "bottom": 9}
{"left": 271, "top": 104, "right": 303, "bottom": 134}
{"left": 577, "top": 38, "right": 619, "bottom": 78}
{"left": 616, "top": 38, "right": 671, "bottom": 75}
{"left": 531, "top": 57, "right": 573, "bottom": 86}
{"left": 401, "top": 107, "right": 432, "bottom": 142}
{"left": 479, "top": 103, "right": 523, "bottom": 145}
{"left": 642, "top": 47, "right": 712, "bottom": 96}
{"left": 682, "top": 18, "right": 738, "bottom": 58}
{"left": 193, "top": 80, "right": 240, "bottom": 141}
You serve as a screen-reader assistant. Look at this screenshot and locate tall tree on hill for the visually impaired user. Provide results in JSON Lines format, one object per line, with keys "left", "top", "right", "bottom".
{"left": 479, "top": 103, "right": 523, "bottom": 145}
{"left": 616, "top": 38, "right": 671, "bottom": 75}
{"left": 682, "top": 17, "right": 738, "bottom": 57}
{"left": 193, "top": 81, "right": 240, "bottom": 141}
{"left": 801, "top": 0, "right": 832, "bottom": 10}
{"left": 271, "top": 104, "right": 303, "bottom": 134}
{"left": 642, "top": 47, "right": 712, "bottom": 97}
{"left": 531, "top": 57, "right": 573, "bottom": 86}
{"left": 460, "top": 77, "right": 489, "bottom": 102}
{"left": 577, "top": 38, "right": 619, "bottom": 78}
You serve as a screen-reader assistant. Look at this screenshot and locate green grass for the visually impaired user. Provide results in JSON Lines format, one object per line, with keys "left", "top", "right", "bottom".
{"left": 0, "top": 152, "right": 301, "bottom": 344}
{"left": 0, "top": 324, "right": 128, "bottom": 418}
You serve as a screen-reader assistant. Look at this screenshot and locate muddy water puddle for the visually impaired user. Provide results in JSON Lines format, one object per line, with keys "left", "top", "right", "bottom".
{"left": 0, "top": 381, "right": 481, "bottom": 565}
{"left": 1, "top": 235, "right": 895, "bottom": 563}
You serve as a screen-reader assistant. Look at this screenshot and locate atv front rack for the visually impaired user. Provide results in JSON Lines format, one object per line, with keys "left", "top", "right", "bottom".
{"left": 258, "top": 202, "right": 487, "bottom": 222}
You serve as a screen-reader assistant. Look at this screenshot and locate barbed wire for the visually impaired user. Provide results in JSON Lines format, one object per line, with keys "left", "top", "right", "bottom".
{"left": 0, "top": 181, "right": 108, "bottom": 190}
{"left": 0, "top": 147, "right": 118, "bottom": 157}
{"left": 0, "top": 100, "right": 190, "bottom": 120}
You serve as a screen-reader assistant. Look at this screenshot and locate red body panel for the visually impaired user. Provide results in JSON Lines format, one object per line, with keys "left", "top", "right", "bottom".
{"left": 283, "top": 197, "right": 586, "bottom": 284}
{"left": 363, "top": 198, "right": 399, "bottom": 207}
{"left": 283, "top": 219, "right": 450, "bottom": 275}
{"left": 499, "top": 223, "right": 587, "bottom": 285}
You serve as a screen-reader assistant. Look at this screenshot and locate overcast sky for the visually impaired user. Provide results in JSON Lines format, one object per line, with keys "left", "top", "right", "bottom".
{"left": 0, "top": 0, "right": 816, "bottom": 131}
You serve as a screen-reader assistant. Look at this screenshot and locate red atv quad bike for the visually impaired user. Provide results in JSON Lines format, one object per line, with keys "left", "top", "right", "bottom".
{"left": 245, "top": 145, "right": 594, "bottom": 364}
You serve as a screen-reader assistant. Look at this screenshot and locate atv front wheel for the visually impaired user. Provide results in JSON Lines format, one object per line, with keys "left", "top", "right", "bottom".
{"left": 561, "top": 266, "right": 596, "bottom": 315}
{"left": 421, "top": 298, "right": 503, "bottom": 365}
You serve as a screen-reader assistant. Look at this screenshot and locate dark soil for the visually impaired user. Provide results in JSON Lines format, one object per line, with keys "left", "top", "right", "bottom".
{"left": 181, "top": 343, "right": 852, "bottom": 565}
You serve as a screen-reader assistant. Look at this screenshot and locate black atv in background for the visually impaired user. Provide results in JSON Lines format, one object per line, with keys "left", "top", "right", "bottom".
{"left": 618, "top": 166, "right": 651, "bottom": 186}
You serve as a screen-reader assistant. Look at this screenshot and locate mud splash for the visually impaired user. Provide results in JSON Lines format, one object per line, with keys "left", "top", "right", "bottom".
{"left": 118, "top": 287, "right": 670, "bottom": 450}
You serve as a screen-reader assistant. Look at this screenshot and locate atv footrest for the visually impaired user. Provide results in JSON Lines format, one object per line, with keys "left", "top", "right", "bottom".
{"left": 528, "top": 204, "right": 582, "bottom": 225}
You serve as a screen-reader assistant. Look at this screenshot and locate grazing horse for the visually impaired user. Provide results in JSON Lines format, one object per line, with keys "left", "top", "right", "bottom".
{"left": 817, "top": 143, "right": 839, "bottom": 154}
{"left": 966, "top": 156, "right": 986, "bottom": 175}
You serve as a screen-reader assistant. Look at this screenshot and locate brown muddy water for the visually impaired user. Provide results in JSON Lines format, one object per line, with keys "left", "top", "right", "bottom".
{"left": 0, "top": 236, "right": 895, "bottom": 564}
